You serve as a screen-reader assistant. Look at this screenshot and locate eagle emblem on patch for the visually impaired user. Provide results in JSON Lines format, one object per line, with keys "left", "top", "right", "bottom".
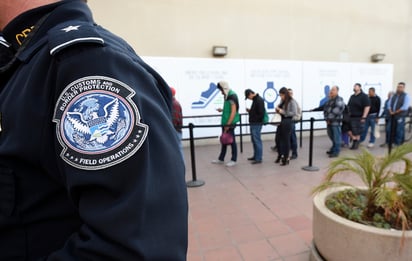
{"left": 53, "top": 76, "right": 148, "bottom": 170}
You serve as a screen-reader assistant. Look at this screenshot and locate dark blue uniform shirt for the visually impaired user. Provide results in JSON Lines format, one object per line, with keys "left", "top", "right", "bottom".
{"left": 0, "top": 1, "right": 188, "bottom": 260}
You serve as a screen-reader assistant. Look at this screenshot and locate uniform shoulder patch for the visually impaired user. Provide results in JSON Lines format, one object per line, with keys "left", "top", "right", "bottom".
{"left": 48, "top": 21, "right": 104, "bottom": 56}
{"left": 53, "top": 76, "right": 149, "bottom": 170}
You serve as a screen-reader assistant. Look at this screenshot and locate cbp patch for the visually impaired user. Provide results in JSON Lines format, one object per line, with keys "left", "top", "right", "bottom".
{"left": 53, "top": 76, "right": 148, "bottom": 170}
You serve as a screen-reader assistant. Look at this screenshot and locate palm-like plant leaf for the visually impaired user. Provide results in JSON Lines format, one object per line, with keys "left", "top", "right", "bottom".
{"left": 313, "top": 143, "right": 412, "bottom": 233}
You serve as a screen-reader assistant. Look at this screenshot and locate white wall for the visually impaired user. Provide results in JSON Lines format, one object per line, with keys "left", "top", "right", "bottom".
{"left": 144, "top": 56, "right": 393, "bottom": 139}
{"left": 88, "top": 0, "right": 412, "bottom": 90}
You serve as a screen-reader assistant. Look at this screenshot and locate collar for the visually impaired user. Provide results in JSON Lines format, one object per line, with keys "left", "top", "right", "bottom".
{"left": 2, "top": 2, "right": 63, "bottom": 52}
{"left": 0, "top": 0, "right": 93, "bottom": 71}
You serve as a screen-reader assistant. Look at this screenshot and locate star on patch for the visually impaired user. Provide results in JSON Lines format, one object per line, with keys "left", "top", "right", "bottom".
{"left": 62, "top": 25, "right": 81, "bottom": 32}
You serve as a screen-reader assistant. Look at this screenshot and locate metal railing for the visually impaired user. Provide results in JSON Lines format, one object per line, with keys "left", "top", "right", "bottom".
{"left": 182, "top": 111, "right": 412, "bottom": 188}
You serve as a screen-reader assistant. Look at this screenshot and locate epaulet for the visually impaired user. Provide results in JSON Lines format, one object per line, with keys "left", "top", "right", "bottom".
{"left": 0, "top": 35, "right": 11, "bottom": 48}
{"left": 47, "top": 21, "right": 105, "bottom": 56}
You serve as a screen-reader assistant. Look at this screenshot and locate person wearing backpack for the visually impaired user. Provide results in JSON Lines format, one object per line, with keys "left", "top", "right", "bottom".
{"left": 275, "top": 87, "right": 299, "bottom": 166}
{"left": 288, "top": 88, "right": 301, "bottom": 159}
{"left": 212, "top": 81, "right": 240, "bottom": 167}
{"left": 245, "top": 89, "right": 265, "bottom": 164}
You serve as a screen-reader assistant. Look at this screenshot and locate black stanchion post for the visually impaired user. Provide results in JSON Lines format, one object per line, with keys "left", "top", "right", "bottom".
{"left": 302, "top": 117, "right": 319, "bottom": 172}
{"left": 239, "top": 116, "right": 243, "bottom": 153}
{"left": 388, "top": 114, "right": 395, "bottom": 154}
{"left": 299, "top": 116, "right": 303, "bottom": 148}
{"left": 186, "top": 123, "right": 205, "bottom": 188}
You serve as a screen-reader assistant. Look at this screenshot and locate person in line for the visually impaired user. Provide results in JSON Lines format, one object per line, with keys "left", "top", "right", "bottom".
{"left": 360, "top": 87, "right": 381, "bottom": 148}
{"left": 245, "top": 89, "right": 265, "bottom": 164}
{"left": 288, "top": 88, "right": 300, "bottom": 159}
{"left": 347, "top": 83, "right": 371, "bottom": 150}
{"left": 275, "top": 87, "right": 298, "bottom": 166}
{"left": 341, "top": 105, "right": 351, "bottom": 148}
{"left": 380, "top": 91, "right": 395, "bottom": 147}
{"left": 0, "top": 0, "right": 188, "bottom": 260}
{"left": 171, "top": 87, "right": 184, "bottom": 159}
{"left": 319, "top": 85, "right": 331, "bottom": 108}
{"left": 212, "top": 81, "right": 240, "bottom": 167}
{"left": 387, "top": 82, "right": 410, "bottom": 146}
{"left": 324, "top": 86, "right": 345, "bottom": 157}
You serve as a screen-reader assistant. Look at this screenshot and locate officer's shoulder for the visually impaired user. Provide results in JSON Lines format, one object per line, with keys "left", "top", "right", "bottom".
{"left": 47, "top": 21, "right": 105, "bottom": 56}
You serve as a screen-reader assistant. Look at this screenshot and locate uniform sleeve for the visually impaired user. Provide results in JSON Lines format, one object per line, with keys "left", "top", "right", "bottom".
{"left": 47, "top": 40, "right": 188, "bottom": 260}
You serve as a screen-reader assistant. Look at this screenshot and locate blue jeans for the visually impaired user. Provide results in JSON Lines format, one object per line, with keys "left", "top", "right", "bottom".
{"left": 360, "top": 114, "right": 377, "bottom": 143}
{"left": 290, "top": 123, "right": 297, "bottom": 156}
{"left": 387, "top": 116, "right": 405, "bottom": 145}
{"left": 218, "top": 127, "right": 237, "bottom": 161}
{"left": 327, "top": 124, "right": 341, "bottom": 155}
{"left": 250, "top": 124, "right": 263, "bottom": 161}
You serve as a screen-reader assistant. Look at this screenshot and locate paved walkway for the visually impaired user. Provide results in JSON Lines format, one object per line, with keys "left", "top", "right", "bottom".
{"left": 184, "top": 132, "right": 390, "bottom": 261}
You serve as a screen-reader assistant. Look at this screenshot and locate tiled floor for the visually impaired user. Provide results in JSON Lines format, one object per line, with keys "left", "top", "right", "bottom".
{"left": 184, "top": 132, "right": 390, "bottom": 261}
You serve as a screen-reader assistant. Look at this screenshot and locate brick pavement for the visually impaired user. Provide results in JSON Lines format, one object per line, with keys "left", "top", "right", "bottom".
{"left": 184, "top": 132, "right": 390, "bottom": 261}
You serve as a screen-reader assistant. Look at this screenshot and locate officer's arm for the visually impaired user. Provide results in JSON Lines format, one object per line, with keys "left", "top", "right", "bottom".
{"left": 46, "top": 23, "right": 187, "bottom": 260}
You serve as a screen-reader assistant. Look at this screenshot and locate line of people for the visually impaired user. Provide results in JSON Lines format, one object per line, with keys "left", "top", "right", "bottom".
{"left": 316, "top": 82, "right": 410, "bottom": 158}
{"left": 210, "top": 81, "right": 410, "bottom": 167}
{"left": 211, "top": 81, "right": 301, "bottom": 167}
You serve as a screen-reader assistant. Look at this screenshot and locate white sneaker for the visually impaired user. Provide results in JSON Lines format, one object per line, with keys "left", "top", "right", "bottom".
{"left": 211, "top": 159, "right": 224, "bottom": 164}
{"left": 367, "top": 143, "right": 374, "bottom": 148}
{"left": 225, "top": 161, "right": 236, "bottom": 167}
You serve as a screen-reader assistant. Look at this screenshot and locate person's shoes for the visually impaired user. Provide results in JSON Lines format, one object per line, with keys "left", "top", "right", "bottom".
{"left": 326, "top": 150, "right": 332, "bottom": 154}
{"left": 225, "top": 161, "right": 236, "bottom": 167}
{"left": 270, "top": 146, "right": 277, "bottom": 151}
{"left": 211, "top": 159, "right": 224, "bottom": 164}
{"left": 367, "top": 143, "right": 374, "bottom": 148}
{"left": 350, "top": 140, "right": 359, "bottom": 150}
{"left": 329, "top": 153, "right": 339, "bottom": 158}
{"left": 274, "top": 156, "right": 281, "bottom": 163}
{"left": 379, "top": 143, "right": 387, "bottom": 148}
{"left": 247, "top": 157, "right": 255, "bottom": 161}
{"left": 251, "top": 160, "right": 262, "bottom": 164}
{"left": 280, "top": 157, "right": 290, "bottom": 166}
{"left": 291, "top": 154, "right": 298, "bottom": 160}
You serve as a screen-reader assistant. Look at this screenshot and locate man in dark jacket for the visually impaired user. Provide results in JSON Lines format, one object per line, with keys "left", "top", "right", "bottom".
{"left": 324, "top": 86, "right": 345, "bottom": 157}
{"left": 0, "top": 0, "right": 188, "bottom": 260}
{"left": 347, "top": 83, "right": 370, "bottom": 150}
{"left": 387, "top": 82, "right": 410, "bottom": 145}
{"left": 245, "top": 89, "right": 265, "bottom": 164}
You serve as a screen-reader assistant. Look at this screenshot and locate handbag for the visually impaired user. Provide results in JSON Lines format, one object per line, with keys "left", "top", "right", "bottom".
{"left": 270, "top": 113, "right": 282, "bottom": 125}
{"left": 220, "top": 132, "right": 234, "bottom": 145}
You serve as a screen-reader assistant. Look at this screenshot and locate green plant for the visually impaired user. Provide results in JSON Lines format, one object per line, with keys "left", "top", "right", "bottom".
{"left": 313, "top": 143, "right": 412, "bottom": 232}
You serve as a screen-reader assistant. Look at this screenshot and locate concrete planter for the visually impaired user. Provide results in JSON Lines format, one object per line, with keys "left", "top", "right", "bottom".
{"left": 311, "top": 187, "right": 412, "bottom": 261}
